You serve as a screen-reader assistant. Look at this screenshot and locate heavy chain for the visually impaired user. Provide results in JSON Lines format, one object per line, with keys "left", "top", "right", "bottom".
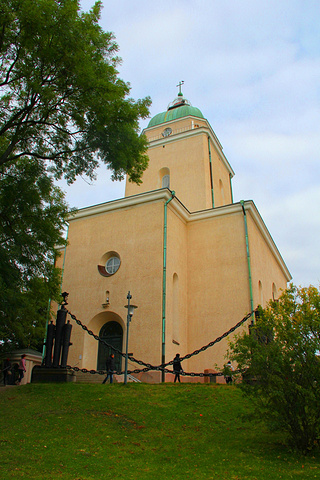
{"left": 66, "top": 309, "right": 253, "bottom": 376}
{"left": 178, "top": 311, "right": 253, "bottom": 363}
{"left": 65, "top": 364, "right": 225, "bottom": 378}
{"left": 67, "top": 309, "right": 157, "bottom": 370}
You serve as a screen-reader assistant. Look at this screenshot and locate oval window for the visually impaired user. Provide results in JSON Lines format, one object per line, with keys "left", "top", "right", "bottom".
{"left": 106, "top": 257, "right": 121, "bottom": 275}
{"left": 98, "top": 251, "right": 121, "bottom": 277}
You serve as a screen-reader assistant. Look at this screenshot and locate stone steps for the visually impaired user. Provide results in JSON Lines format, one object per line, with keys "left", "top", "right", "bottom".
{"left": 75, "top": 371, "right": 112, "bottom": 384}
{"left": 74, "top": 371, "right": 140, "bottom": 384}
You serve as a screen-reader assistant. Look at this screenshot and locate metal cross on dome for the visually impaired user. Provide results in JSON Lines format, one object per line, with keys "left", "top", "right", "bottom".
{"left": 176, "top": 80, "right": 184, "bottom": 95}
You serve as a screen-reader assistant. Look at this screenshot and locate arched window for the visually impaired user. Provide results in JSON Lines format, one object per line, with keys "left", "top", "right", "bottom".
{"left": 219, "top": 179, "right": 225, "bottom": 205}
{"left": 258, "top": 280, "right": 263, "bottom": 306}
{"left": 272, "top": 283, "right": 277, "bottom": 301}
{"left": 162, "top": 174, "right": 170, "bottom": 188}
{"left": 159, "top": 167, "right": 170, "bottom": 189}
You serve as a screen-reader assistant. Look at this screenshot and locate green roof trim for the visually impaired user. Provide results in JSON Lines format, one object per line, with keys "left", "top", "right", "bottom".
{"left": 148, "top": 104, "right": 204, "bottom": 128}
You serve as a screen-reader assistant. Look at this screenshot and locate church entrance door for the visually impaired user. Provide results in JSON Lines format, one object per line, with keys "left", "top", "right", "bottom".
{"left": 97, "top": 321, "right": 123, "bottom": 372}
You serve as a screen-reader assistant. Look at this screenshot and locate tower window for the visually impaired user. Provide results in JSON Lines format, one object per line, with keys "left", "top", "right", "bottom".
{"left": 159, "top": 167, "right": 170, "bottom": 189}
{"left": 162, "top": 174, "right": 170, "bottom": 189}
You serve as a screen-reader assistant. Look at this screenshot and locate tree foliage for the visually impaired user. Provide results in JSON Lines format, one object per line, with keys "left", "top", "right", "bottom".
{"left": 0, "top": 0, "right": 152, "bottom": 352}
{"left": 0, "top": 158, "right": 69, "bottom": 352}
{"left": 0, "top": 0, "right": 151, "bottom": 184}
{"left": 229, "top": 284, "right": 320, "bottom": 453}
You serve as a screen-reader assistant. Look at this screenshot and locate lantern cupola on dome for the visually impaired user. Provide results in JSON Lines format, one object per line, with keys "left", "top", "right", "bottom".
{"left": 148, "top": 81, "right": 204, "bottom": 128}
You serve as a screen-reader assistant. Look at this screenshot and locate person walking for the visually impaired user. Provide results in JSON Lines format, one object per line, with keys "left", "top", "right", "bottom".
{"left": 224, "top": 360, "right": 234, "bottom": 384}
{"left": 2, "top": 358, "right": 12, "bottom": 386}
{"left": 102, "top": 353, "right": 115, "bottom": 384}
{"left": 173, "top": 353, "right": 183, "bottom": 383}
{"left": 16, "top": 354, "right": 26, "bottom": 385}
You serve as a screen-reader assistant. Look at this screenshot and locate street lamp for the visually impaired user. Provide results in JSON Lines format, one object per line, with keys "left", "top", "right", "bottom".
{"left": 124, "top": 291, "right": 138, "bottom": 384}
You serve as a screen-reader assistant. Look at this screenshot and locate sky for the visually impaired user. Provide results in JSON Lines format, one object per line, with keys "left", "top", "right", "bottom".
{"left": 59, "top": 0, "right": 320, "bottom": 288}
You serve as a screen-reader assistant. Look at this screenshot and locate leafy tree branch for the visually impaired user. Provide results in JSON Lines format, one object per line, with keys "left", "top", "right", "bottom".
{"left": 0, "top": 0, "right": 151, "bottom": 183}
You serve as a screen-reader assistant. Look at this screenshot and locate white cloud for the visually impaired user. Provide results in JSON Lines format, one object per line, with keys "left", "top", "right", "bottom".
{"left": 57, "top": 169, "right": 125, "bottom": 210}
{"left": 72, "top": 0, "right": 320, "bottom": 287}
{"left": 259, "top": 185, "right": 320, "bottom": 286}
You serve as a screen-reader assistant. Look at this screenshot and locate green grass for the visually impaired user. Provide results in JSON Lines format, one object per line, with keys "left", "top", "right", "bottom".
{"left": 1, "top": 383, "right": 319, "bottom": 479}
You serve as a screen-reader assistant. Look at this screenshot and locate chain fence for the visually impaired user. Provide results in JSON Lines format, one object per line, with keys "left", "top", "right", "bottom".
{"left": 65, "top": 309, "right": 254, "bottom": 378}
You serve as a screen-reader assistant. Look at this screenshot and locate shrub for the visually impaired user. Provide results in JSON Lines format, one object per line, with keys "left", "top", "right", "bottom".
{"left": 229, "top": 284, "right": 320, "bottom": 453}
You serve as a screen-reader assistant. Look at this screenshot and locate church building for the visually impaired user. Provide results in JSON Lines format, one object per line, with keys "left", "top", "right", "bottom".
{"left": 56, "top": 86, "right": 291, "bottom": 382}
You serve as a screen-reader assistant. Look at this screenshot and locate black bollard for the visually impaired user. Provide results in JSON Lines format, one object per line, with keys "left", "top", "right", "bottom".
{"left": 44, "top": 321, "right": 55, "bottom": 367}
{"left": 52, "top": 306, "right": 67, "bottom": 367}
{"left": 60, "top": 320, "right": 73, "bottom": 368}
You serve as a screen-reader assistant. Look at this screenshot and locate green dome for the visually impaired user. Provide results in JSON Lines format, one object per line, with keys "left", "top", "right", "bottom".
{"left": 148, "top": 93, "right": 204, "bottom": 128}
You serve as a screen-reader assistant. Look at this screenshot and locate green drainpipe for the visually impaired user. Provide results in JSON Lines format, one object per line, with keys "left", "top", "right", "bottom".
{"left": 240, "top": 201, "right": 254, "bottom": 323}
{"left": 208, "top": 137, "right": 215, "bottom": 208}
{"left": 229, "top": 174, "right": 234, "bottom": 203}
{"left": 162, "top": 191, "right": 175, "bottom": 382}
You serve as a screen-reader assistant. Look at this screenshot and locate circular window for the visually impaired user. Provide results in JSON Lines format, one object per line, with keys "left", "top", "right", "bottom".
{"left": 98, "top": 251, "right": 121, "bottom": 277}
{"left": 162, "top": 127, "right": 172, "bottom": 138}
{"left": 106, "top": 256, "right": 120, "bottom": 275}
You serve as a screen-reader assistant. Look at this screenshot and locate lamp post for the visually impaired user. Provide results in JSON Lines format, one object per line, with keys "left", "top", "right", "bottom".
{"left": 124, "top": 291, "right": 138, "bottom": 384}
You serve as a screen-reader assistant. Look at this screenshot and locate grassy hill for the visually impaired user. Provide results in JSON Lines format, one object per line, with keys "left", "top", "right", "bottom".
{"left": 1, "top": 383, "right": 319, "bottom": 479}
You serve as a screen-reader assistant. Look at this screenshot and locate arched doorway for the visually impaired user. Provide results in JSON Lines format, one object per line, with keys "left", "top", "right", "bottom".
{"left": 97, "top": 321, "right": 123, "bottom": 372}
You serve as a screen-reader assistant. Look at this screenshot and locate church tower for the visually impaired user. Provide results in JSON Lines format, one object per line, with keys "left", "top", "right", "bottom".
{"left": 125, "top": 82, "right": 234, "bottom": 212}
{"left": 56, "top": 85, "right": 291, "bottom": 383}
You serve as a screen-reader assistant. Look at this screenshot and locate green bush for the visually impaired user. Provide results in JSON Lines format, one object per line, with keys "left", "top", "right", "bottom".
{"left": 229, "top": 284, "right": 320, "bottom": 453}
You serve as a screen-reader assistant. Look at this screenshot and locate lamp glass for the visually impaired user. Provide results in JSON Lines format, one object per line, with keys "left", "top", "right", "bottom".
{"left": 125, "top": 304, "right": 138, "bottom": 317}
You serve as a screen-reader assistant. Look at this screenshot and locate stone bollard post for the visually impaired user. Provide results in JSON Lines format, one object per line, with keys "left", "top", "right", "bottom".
{"left": 60, "top": 320, "right": 73, "bottom": 368}
{"left": 52, "top": 306, "right": 67, "bottom": 367}
{"left": 44, "top": 321, "right": 55, "bottom": 367}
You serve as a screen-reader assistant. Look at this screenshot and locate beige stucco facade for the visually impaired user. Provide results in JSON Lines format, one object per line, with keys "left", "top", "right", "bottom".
{"left": 126, "top": 116, "right": 234, "bottom": 212}
{"left": 56, "top": 94, "right": 291, "bottom": 382}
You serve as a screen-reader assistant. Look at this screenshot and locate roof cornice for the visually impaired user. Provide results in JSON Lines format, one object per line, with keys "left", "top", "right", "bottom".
{"left": 68, "top": 191, "right": 291, "bottom": 281}
{"left": 68, "top": 189, "right": 173, "bottom": 221}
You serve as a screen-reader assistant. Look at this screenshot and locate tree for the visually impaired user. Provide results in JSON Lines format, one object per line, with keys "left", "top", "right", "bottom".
{"left": 0, "top": 0, "right": 151, "bottom": 185}
{"left": 228, "top": 284, "right": 320, "bottom": 453}
{"left": 0, "top": 158, "right": 69, "bottom": 352}
{"left": 0, "top": 0, "right": 152, "bottom": 352}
